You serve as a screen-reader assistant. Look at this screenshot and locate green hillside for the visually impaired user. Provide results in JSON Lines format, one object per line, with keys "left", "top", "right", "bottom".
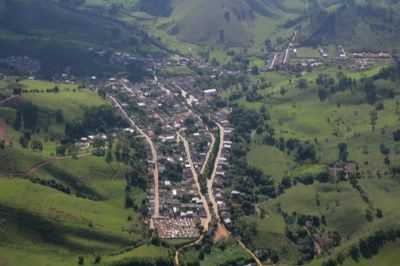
{"left": 128, "top": 0, "right": 303, "bottom": 50}
{"left": 0, "top": 78, "right": 168, "bottom": 266}
{"left": 0, "top": 0, "right": 163, "bottom": 77}
{"left": 299, "top": 0, "right": 400, "bottom": 51}
{"left": 224, "top": 62, "right": 400, "bottom": 265}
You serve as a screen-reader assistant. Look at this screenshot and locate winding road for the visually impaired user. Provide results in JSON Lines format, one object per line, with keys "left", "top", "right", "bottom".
{"left": 206, "top": 122, "right": 264, "bottom": 266}
{"left": 110, "top": 96, "right": 160, "bottom": 218}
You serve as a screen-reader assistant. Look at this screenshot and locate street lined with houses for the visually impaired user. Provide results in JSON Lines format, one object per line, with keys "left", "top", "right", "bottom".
{"left": 104, "top": 66, "right": 265, "bottom": 265}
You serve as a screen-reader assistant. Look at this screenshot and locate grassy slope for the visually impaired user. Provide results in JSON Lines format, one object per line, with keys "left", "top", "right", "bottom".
{"left": 0, "top": 78, "right": 156, "bottom": 265}
{"left": 300, "top": 2, "right": 400, "bottom": 51}
{"left": 245, "top": 65, "right": 399, "bottom": 177}
{"left": 0, "top": 178, "right": 134, "bottom": 265}
{"left": 130, "top": 0, "right": 303, "bottom": 57}
{"left": 182, "top": 239, "right": 252, "bottom": 266}
{"left": 231, "top": 64, "right": 400, "bottom": 264}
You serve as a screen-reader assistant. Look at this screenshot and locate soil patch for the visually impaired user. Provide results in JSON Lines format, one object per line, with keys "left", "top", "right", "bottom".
{"left": 214, "top": 223, "right": 229, "bottom": 242}
{"left": 0, "top": 257, "right": 9, "bottom": 266}
{"left": 0, "top": 120, "right": 11, "bottom": 145}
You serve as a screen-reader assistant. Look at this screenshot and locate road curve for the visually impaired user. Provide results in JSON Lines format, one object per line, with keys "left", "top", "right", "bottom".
{"left": 207, "top": 122, "right": 264, "bottom": 266}
{"left": 110, "top": 96, "right": 160, "bottom": 218}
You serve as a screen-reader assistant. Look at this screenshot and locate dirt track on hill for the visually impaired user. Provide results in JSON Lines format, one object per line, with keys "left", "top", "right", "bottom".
{"left": 0, "top": 257, "right": 9, "bottom": 266}
{"left": 25, "top": 153, "right": 92, "bottom": 176}
{"left": 0, "top": 120, "right": 10, "bottom": 145}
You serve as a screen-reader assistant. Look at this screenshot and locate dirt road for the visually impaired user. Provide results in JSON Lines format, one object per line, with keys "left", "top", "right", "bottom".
{"left": 207, "top": 122, "right": 224, "bottom": 221}
{"left": 0, "top": 95, "right": 17, "bottom": 105}
{"left": 0, "top": 120, "right": 11, "bottom": 145}
{"left": 200, "top": 131, "right": 215, "bottom": 175}
{"left": 178, "top": 132, "right": 211, "bottom": 230}
{"left": 25, "top": 152, "right": 92, "bottom": 176}
{"left": 238, "top": 240, "right": 264, "bottom": 266}
{"left": 207, "top": 122, "right": 264, "bottom": 266}
{"left": 110, "top": 96, "right": 160, "bottom": 218}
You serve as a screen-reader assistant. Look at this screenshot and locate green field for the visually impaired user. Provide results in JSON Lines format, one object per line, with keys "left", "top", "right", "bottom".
{"left": 227, "top": 62, "right": 400, "bottom": 265}
{"left": 247, "top": 143, "right": 295, "bottom": 182}
{"left": 182, "top": 239, "right": 252, "bottom": 266}
{"left": 0, "top": 78, "right": 159, "bottom": 266}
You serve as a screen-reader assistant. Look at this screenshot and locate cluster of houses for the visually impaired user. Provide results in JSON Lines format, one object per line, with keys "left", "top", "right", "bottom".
{"left": 211, "top": 109, "right": 235, "bottom": 227}
{"left": 328, "top": 161, "right": 358, "bottom": 180}
{"left": 106, "top": 74, "right": 217, "bottom": 239}
{"left": 75, "top": 128, "right": 136, "bottom": 155}
{"left": 0, "top": 56, "right": 40, "bottom": 74}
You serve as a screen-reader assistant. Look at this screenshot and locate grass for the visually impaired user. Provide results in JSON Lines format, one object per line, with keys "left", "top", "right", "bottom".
{"left": 296, "top": 47, "right": 321, "bottom": 58}
{"left": 102, "top": 244, "right": 172, "bottom": 265}
{"left": 243, "top": 181, "right": 371, "bottom": 263}
{"left": 247, "top": 143, "right": 295, "bottom": 182}
{"left": 0, "top": 76, "right": 154, "bottom": 266}
{"left": 341, "top": 241, "right": 400, "bottom": 266}
{"left": 21, "top": 80, "right": 108, "bottom": 121}
{"left": 232, "top": 63, "right": 400, "bottom": 265}
{"left": 240, "top": 211, "right": 300, "bottom": 264}
{"left": 182, "top": 239, "right": 252, "bottom": 266}
{"left": 0, "top": 178, "right": 140, "bottom": 265}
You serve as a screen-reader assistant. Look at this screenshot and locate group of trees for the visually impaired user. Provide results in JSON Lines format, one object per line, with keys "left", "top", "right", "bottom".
{"left": 64, "top": 105, "right": 126, "bottom": 141}
{"left": 13, "top": 102, "right": 38, "bottom": 132}
{"left": 314, "top": 69, "right": 398, "bottom": 105}
{"left": 228, "top": 106, "right": 277, "bottom": 219}
{"left": 323, "top": 229, "right": 400, "bottom": 266}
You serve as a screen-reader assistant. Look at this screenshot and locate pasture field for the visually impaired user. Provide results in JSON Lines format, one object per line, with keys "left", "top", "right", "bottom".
{"left": 101, "top": 244, "right": 172, "bottom": 265}
{"left": 182, "top": 239, "right": 252, "bottom": 266}
{"left": 242, "top": 65, "right": 400, "bottom": 179}
{"left": 20, "top": 79, "right": 108, "bottom": 121}
{"left": 307, "top": 241, "right": 400, "bottom": 266}
{"left": 229, "top": 63, "right": 400, "bottom": 265}
{"left": 247, "top": 143, "right": 295, "bottom": 182}
{"left": 0, "top": 77, "right": 160, "bottom": 266}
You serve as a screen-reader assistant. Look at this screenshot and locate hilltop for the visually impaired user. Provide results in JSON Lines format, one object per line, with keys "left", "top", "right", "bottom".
{"left": 299, "top": 0, "right": 400, "bottom": 51}
{"left": 0, "top": 0, "right": 165, "bottom": 78}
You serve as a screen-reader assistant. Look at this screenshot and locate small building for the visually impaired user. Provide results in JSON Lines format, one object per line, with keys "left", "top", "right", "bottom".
{"left": 329, "top": 162, "right": 358, "bottom": 179}
{"left": 203, "top": 89, "right": 217, "bottom": 96}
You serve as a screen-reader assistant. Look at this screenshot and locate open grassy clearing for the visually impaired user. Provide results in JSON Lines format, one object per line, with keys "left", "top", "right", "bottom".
{"left": 306, "top": 241, "right": 400, "bottom": 266}
{"left": 228, "top": 63, "right": 400, "bottom": 265}
{"left": 0, "top": 76, "right": 158, "bottom": 265}
{"left": 102, "top": 244, "right": 172, "bottom": 265}
{"left": 341, "top": 241, "right": 400, "bottom": 266}
{"left": 239, "top": 209, "right": 300, "bottom": 264}
{"left": 0, "top": 178, "right": 139, "bottom": 265}
{"left": 182, "top": 239, "right": 252, "bottom": 266}
{"left": 238, "top": 65, "right": 400, "bottom": 177}
{"left": 247, "top": 143, "right": 296, "bottom": 182}
{"left": 20, "top": 79, "right": 107, "bottom": 121}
